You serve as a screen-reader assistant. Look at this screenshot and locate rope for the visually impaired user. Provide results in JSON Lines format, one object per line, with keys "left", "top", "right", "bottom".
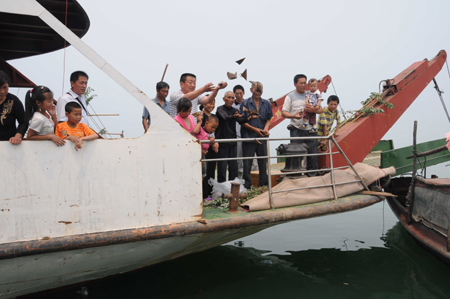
{"left": 87, "top": 104, "right": 113, "bottom": 138}
{"left": 445, "top": 59, "right": 450, "bottom": 81}
{"left": 331, "top": 80, "right": 347, "bottom": 120}
{"left": 59, "top": 2, "right": 112, "bottom": 138}
{"left": 61, "top": 0, "right": 68, "bottom": 95}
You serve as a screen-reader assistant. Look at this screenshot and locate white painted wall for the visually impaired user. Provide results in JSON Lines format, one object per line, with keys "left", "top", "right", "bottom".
{"left": 0, "top": 0, "right": 204, "bottom": 244}
{"left": 0, "top": 130, "right": 203, "bottom": 243}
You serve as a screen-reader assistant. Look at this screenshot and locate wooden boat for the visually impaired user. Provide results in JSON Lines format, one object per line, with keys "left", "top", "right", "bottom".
{"left": 0, "top": 1, "right": 446, "bottom": 298}
{"left": 384, "top": 122, "right": 450, "bottom": 265}
{"left": 386, "top": 177, "right": 450, "bottom": 266}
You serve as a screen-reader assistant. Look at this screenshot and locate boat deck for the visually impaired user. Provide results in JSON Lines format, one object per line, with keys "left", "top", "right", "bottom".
{"left": 203, "top": 193, "right": 380, "bottom": 221}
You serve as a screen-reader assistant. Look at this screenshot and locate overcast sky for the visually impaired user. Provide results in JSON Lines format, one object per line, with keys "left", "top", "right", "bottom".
{"left": 9, "top": 0, "right": 450, "bottom": 161}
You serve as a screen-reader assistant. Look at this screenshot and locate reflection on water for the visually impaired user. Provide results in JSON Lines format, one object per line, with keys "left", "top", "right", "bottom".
{"left": 42, "top": 204, "right": 450, "bottom": 299}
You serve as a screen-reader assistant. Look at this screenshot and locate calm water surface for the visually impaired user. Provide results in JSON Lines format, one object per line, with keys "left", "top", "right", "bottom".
{"left": 42, "top": 202, "right": 450, "bottom": 299}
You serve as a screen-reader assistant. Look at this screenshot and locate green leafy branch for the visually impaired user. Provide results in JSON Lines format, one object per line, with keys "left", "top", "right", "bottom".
{"left": 84, "top": 87, "right": 97, "bottom": 106}
{"left": 204, "top": 186, "right": 268, "bottom": 209}
{"left": 359, "top": 92, "right": 394, "bottom": 117}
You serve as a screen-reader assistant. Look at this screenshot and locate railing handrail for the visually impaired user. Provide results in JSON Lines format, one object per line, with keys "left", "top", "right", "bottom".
{"left": 201, "top": 134, "right": 370, "bottom": 209}
{"left": 202, "top": 151, "right": 341, "bottom": 163}
{"left": 199, "top": 136, "right": 330, "bottom": 143}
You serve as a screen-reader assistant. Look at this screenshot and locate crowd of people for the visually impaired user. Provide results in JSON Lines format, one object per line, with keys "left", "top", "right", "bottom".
{"left": 0, "top": 70, "right": 98, "bottom": 151}
{"left": 142, "top": 73, "right": 342, "bottom": 198}
{"left": 0, "top": 69, "right": 341, "bottom": 198}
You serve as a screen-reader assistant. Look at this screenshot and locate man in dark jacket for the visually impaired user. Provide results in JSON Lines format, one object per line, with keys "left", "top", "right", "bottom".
{"left": 239, "top": 82, "right": 273, "bottom": 189}
{"left": 215, "top": 91, "right": 247, "bottom": 182}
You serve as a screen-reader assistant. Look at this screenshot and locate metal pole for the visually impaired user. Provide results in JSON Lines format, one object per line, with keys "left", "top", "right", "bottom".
{"left": 331, "top": 136, "right": 370, "bottom": 191}
{"left": 266, "top": 139, "right": 274, "bottom": 209}
{"left": 447, "top": 209, "right": 450, "bottom": 251}
{"left": 328, "top": 137, "right": 338, "bottom": 200}
{"left": 433, "top": 78, "right": 450, "bottom": 124}
{"left": 228, "top": 182, "right": 240, "bottom": 213}
{"left": 405, "top": 121, "right": 418, "bottom": 224}
{"left": 161, "top": 64, "right": 169, "bottom": 82}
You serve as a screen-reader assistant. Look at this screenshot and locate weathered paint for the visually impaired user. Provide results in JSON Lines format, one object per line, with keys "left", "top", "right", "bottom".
{"left": 319, "top": 50, "right": 447, "bottom": 168}
{"left": 0, "top": 0, "right": 204, "bottom": 245}
{"left": 0, "top": 194, "right": 382, "bottom": 261}
{"left": 0, "top": 132, "right": 203, "bottom": 244}
{"left": 0, "top": 228, "right": 265, "bottom": 298}
{"left": 387, "top": 197, "right": 450, "bottom": 266}
{"left": 0, "top": 2, "right": 386, "bottom": 298}
{"left": 380, "top": 138, "right": 450, "bottom": 175}
{"left": 0, "top": 194, "right": 383, "bottom": 298}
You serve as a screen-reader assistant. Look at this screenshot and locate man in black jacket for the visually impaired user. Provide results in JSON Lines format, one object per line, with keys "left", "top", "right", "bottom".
{"left": 215, "top": 91, "right": 247, "bottom": 182}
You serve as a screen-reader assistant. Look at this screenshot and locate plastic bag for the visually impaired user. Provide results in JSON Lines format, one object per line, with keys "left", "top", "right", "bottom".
{"left": 209, "top": 177, "right": 247, "bottom": 200}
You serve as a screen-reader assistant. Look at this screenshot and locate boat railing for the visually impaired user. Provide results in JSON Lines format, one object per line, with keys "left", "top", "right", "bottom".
{"left": 201, "top": 135, "right": 370, "bottom": 209}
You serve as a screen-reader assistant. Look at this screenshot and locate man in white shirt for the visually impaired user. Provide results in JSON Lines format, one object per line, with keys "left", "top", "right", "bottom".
{"left": 169, "top": 73, "right": 227, "bottom": 118}
{"left": 56, "top": 71, "right": 90, "bottom": 125}
{"left": 282, "top": 74, "right": 323, "bottom": 176}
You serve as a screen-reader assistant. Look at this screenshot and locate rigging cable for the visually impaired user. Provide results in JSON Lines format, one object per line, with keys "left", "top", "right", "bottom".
{"left": 331, "top": 80, "right": 347, "bottom": 121}
{"left": 445, "top": 59, "right": 450, "bottom": 81}
{"left": 60, "top": 2, "right": 112, "bottom": 138}
{"left": 87, "top": 104, "right": 113, "bottom": 138}
{"left": 432, "top": 78, "right": 450, "bottom": 125}
{"left": 61, "top": 0, "right": 69, "bottom": 95}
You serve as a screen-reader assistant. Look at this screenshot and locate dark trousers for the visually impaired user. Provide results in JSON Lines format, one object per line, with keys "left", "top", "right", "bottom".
{"left": 202, "top": 147, "right": 217, "bottom": 199}
{"left": 242, "top": 141, "right": 268, "bottom": 189}
{"left": 290, "top": 128, "right": 318, "bottom": 177}
{"left": 217, "top": 145, "right": 238, "bottom": 183}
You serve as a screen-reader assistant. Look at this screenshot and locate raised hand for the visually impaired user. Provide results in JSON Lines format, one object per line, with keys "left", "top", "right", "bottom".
{"left": 212, "top": 142, "right": 219, "bottom": 153}
{"left": 203, "top": 83, "right": 215, "bottom": 92}
{"left": 234, "top": 111, "right": 244, "bottom": 118}
{"left": 217, "top": 81, "right": 228, "bottom": 90}
{"left": 48, "top": 104, "right": 57, "bottom": 117}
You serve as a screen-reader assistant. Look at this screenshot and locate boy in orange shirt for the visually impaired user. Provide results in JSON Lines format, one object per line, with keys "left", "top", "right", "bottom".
{"left": 55, "top": 102, "right": 98, "bottom": 150}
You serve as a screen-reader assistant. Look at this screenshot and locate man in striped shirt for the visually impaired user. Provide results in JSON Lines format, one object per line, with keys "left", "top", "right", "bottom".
{"left": 318, "top": 95, "right": 342, "bottom": 148}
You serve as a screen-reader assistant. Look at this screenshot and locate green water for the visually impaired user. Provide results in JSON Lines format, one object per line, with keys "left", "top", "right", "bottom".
{"left": 42, "top": 202, "right": 450, "bottom": 299}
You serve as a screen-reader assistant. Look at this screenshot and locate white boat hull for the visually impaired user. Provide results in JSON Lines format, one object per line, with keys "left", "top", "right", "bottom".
{"left": 0, "top": 225, "right": 268, "bottom": 298}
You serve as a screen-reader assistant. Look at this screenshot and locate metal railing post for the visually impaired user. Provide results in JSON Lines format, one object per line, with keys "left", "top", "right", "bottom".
{"left": 266, "top": 139, "right": 274, "bottom": 209}
{"left": 328, "top": 137, "right": 338, "bottom": 200}
{"left": 330, "top": 136, "right": 370, "bottom": 191}
{"left": 200, "top": 135, "right": 372, "bottom": 208}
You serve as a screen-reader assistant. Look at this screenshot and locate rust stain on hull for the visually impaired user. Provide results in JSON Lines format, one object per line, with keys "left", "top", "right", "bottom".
{"left": 0, "top": 195, "right": 383, "bottom": 261}
{"left": 58, "top": 221, "right": 72, "bottom": 225}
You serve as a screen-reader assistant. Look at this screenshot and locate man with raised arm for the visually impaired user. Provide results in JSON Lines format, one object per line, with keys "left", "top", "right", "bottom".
{"left": 239, "top": 81, "right": 272, "bottom": 189}
{"left": 56, "top": 70, "right": 90, "bottom": 125}
{"left": 169, "top": 73, "right": 227, "bottom": 118}
{"left": 281, "top": 74, "right": 324, "bottom": 177}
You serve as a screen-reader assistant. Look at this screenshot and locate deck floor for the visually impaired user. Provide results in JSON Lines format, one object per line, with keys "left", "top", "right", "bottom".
{"left": 203, "top": 193, "right": 375, "bottom": 220}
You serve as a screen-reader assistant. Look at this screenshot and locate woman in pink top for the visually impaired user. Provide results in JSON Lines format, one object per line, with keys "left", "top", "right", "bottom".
{"left": 174, "top": 97, "right": 202, "bottom": 134}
